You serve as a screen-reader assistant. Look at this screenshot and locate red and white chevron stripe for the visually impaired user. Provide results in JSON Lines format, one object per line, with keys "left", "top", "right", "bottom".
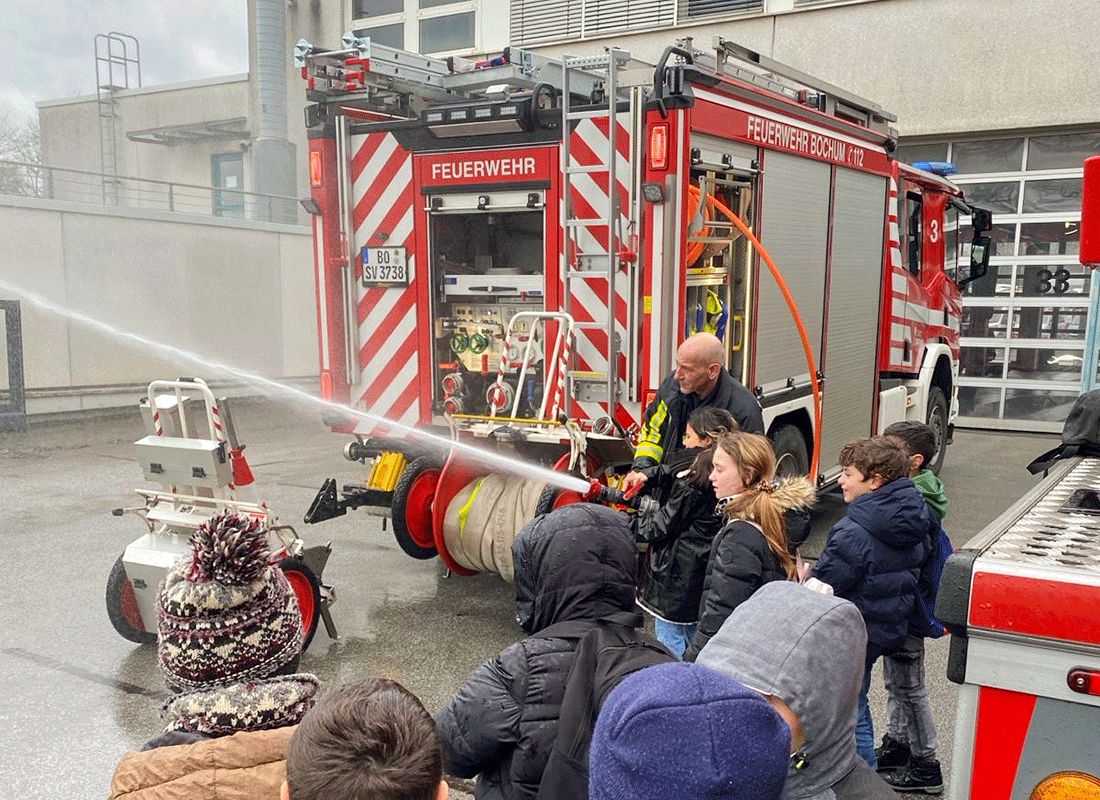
{"left": 564, "top": 114, "right": 636, "bottom": 426}
{"left": 350, "top": 131, "right": 421, "bottom": 431}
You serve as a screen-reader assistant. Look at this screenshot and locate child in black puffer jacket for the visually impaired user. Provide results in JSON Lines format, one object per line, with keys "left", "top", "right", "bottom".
{"left": 632, "top": 407, "right": 737, "bottom": 659}
{"left": 683, "top": 431, "right": 816, "bottom": 662}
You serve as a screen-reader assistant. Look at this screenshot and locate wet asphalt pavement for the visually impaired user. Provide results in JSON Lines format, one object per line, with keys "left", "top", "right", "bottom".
{"left": 0, "top": 399, "right": 1055, "bottom": 799}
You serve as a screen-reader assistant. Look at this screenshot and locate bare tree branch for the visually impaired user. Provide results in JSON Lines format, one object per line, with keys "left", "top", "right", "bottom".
{"left": 0, "top": 113, "right": 42, "bottom": 196}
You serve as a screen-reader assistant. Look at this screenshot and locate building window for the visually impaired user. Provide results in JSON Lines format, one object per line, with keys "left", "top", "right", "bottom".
{"left": 1027, "top": 132, "right": 1100, "bottom": 171}
{"left": 354, "top": 0, "right": 403, "bottom": 16}
{"left": 420, "top": 11, "right": 474, "bottom": 52}
{"left": 211, "top": 153, "right": 244, "bottom": 218}
{"left": 950, "top": 138, "right": 1025, "bottom": 175}
{"left": 353, "top": 22, "right": 405, "bottom": 48}
{"left": 900, "top": 130, "right": 1097, "bottom": 431}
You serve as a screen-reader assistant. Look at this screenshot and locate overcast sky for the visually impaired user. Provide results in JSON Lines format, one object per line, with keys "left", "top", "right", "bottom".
{"left": 0, "top": 1, "right": 248, "bottom": 125}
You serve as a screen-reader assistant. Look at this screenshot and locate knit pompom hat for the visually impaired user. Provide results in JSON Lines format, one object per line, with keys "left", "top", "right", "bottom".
{"left": 589, "top": 661, "right": 790, "bottom": 800}
{"left": 157, "top": 510, "right": 303, "bottom": 693}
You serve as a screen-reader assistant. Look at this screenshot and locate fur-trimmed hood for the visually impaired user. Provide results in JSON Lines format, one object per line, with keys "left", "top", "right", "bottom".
{"left": 716, "top": 475, "right": 816, "bottom": 519}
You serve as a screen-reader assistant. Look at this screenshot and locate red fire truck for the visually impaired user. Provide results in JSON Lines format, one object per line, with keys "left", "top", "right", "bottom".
{"left": 296, "top": 36, "right": 991, "bottom": 576}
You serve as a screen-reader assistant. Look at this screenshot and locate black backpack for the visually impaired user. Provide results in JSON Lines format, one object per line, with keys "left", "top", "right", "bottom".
{"left": 535, "top": 612, "right": 675, "bottom": 800}
{"left": 1028, "top": 389, "right": 1100, "bottom": 474}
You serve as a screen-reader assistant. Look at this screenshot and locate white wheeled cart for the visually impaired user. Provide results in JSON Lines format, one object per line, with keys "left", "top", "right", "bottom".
{"left": 106, "top": 379, "right": 337, "bottom": 647}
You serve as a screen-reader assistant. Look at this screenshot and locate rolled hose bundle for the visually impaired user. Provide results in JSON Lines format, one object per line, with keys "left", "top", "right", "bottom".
{"left": 442, "top": 474, "right": 546, "bottom": 583}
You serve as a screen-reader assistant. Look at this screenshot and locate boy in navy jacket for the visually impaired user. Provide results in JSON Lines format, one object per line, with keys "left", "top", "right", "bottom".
{"left": 810, "top": 436, "right": 931, "bottom": 771}
{"left": 874, "top": 421, "right": 947, "bottom": 794}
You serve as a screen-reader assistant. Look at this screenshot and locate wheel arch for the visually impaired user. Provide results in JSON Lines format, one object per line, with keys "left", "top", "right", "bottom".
{"left": 910, "top": 344, "right": 957, "bottom": 423}
{"left": 931, "top": 353, "right": 954, "bottom": 416}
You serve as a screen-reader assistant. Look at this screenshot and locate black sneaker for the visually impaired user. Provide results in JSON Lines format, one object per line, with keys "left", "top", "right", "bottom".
{"left": 874, "top": 734, "right": 911, "bottom": 772}
{"left": 882, "top": 756, "right": 944, "bottom": 795}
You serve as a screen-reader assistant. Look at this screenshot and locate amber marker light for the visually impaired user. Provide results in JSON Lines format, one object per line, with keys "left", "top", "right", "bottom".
{"left": 1030, "top": 771, "right": 1100, "bottom": 800}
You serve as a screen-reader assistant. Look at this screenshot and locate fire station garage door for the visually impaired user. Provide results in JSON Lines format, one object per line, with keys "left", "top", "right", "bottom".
{"left": 818, "top": 167, "right": 887, "bottom": 468}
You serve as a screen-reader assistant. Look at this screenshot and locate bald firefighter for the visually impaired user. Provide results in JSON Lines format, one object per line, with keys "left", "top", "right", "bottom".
{"left": 622, "top": 333, "right": 764, "bottom": 494}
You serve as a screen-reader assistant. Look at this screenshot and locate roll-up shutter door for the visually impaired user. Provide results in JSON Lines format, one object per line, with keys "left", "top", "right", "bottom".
{"left": 818, "top": 167, "right": 887, "bottom": 467}
{"left": 755, "top": 151, "right": 829, "bottom": 389}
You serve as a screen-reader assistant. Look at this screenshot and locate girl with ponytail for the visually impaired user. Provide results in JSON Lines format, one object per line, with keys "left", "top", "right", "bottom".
{"left": 683, "top": 431, "right": 816, "bottom": 661}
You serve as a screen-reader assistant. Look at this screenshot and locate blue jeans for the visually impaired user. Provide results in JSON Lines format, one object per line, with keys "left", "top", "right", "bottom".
{"left": 857, "top": 658, "right": 877, "bottom": 769}
{"left": 883, "top": 635, "right": 938, "bottom": 759}
{"left": 654, "top": 618, "right": 696, "bottom": 660}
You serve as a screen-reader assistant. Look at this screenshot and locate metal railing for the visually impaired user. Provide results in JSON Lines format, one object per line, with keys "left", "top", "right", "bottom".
{"left": 0, "top": 159, "right": 304, "bottom": 225}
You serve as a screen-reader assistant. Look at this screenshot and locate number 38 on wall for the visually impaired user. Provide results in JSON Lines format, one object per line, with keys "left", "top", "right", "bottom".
{"left": 1036, "top": 267, "right": 1071, "bottom": 294}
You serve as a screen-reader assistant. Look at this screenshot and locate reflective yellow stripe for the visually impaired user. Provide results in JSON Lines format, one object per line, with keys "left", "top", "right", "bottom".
{"left": 635, "top": 400, "right": 669, "bottom": 462}
{"left": 457, "top": 478, "right": 485, "bottom": 542}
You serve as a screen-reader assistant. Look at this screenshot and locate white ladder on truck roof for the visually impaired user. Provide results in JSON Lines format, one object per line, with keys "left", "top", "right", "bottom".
{"left": 690, "top": 36, "right": 897, "bottom": 135}
{"left": 559, "top": 49, "right": 634, "bottom": 411}
{"left": 295, "top": 35, "right": 621, "bottom": 115}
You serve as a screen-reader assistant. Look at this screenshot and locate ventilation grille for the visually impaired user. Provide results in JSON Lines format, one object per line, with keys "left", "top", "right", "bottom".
{"left": 510, "top": 0, "right": 760, "bottom": 44}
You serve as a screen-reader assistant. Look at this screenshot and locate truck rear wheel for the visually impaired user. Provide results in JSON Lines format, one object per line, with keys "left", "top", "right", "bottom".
{"left": 106, "top": 555, "right": 156, "bottom": 645}
{"left": 391, "top": 457, "right": 442, "bottom": 559}
{"left": 926, "top": 387, "right": 948, "bottom": 474}
{"left": 770, "top": 423, "right": 810, "bottom": 480}
{"left": 280, "top": 557, "right": 322, "bottom": 651}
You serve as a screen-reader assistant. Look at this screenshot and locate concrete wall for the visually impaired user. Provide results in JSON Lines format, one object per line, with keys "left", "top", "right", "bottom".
{"left": 39, "top": 76, "right": 253, "bottom": 193}
{"left": 528, "top": 0, "right": 1099, "bottom": 138}
{"left": 0, "top": 196, "right": 315, "bottom": 416}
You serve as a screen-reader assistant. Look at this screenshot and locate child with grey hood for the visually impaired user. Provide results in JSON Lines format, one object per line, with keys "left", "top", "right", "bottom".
{"left": 696, "top": 581, "right": 896, "bottom": 800}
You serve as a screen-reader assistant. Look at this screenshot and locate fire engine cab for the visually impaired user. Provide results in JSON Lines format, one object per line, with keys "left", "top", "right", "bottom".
{"left": 296, "top": 35, "right": 992, "bottom": 575}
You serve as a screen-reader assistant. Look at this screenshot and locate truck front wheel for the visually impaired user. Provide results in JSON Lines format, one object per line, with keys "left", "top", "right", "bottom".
{"left": 770, "top": 423, "right": 810, "bottom": 480}
{"left": 926, "top": 387, "right": 948, "bottom": 474}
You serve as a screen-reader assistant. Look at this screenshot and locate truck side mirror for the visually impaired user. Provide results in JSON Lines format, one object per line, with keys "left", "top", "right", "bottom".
{"left": 959, "top": 234, "right": 991, "bottom": 287}
{"left": 971, "top": 206, "right": 993, "bottom": 233}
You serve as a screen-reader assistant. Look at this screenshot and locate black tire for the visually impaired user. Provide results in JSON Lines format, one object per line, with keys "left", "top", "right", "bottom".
{"left": 280, "top": 557, "right": 322, "bottom": 651}
{"left": 106, "top": 555, "right": 156, "bottom": 645}
{"left": 770, "top": 423, "right": 810, "bottom": 480}
{"left": 535, "top": 484, "right": 562, "bottom": 517}
{"left": 391, "top": 457, "right": 441, "bottom": 560}
{"left": 926, "top": 386, "right": 949, "bottom": 474}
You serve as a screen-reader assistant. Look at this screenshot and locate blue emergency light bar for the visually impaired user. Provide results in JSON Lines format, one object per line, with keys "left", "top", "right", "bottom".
{"left": 912, "top": 161, "right": 958, "bottom": 176}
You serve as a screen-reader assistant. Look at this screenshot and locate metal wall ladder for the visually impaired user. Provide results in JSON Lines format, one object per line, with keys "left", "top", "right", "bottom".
{"left": 94, "top": 32, "right": 141, "bottom": 205}
{"left": 559, "top": 49, "right": 632, "bottom": 411}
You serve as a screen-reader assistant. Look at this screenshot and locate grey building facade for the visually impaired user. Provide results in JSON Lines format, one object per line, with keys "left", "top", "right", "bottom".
{"left": 34, "top": 0, "right": 1099, "bottom": 429}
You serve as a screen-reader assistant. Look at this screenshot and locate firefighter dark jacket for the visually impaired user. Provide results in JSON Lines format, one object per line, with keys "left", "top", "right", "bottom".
{"left": 632, "top": 369, "right": 765, "bottom": 470}
{"left": 435, "top": 504, "right": 639, "bottom": 800}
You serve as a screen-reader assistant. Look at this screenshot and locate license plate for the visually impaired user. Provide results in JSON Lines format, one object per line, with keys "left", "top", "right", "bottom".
{"left": 361, "top": 247, "right": 409, "bottom": 287}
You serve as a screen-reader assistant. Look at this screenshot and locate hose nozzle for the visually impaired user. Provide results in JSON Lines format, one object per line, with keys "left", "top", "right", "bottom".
{"left": 583, "top": 478, "right": 659, "bottom": 515}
